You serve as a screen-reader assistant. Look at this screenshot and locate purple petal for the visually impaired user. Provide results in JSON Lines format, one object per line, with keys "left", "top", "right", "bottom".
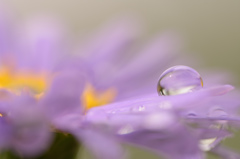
{"left": 86, "top": 109, "right": 201, "bottom": 158}
{"left": 88, "top": 85, "right": 234, "bottom": 114}
{"left": 51, "top": 113, "right": 83, "bottom": 132}
{"left": 119, "top": 124, "right": 203, "bottom": 159}
{"left": 41, "top": 70, "right": 85, "bottom": 119}
{"left": 1, "top": 94, "right": 52, "bottom": 157}
{"left": 16, "top": 15, "right": 67, "bottom": 72}
{"left": 211, "top": 146, "right": 240, "bottom": 159}
{"left": 76, "top": 128, "right": 126, "bottom": 159}
{"left": 110, "top": 33, "right": 182, "bottom": 99}
{"left": 0, "top": 3, "right": 16, "bottom": 60}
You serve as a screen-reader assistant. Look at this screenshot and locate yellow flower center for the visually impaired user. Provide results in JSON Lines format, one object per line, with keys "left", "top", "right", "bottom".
{"left": 0, "top": 64, "right": 116, "bottom": 111}
{"left": 0, "top": 66, "right": 48, "bottom": 94}
{"left": 81, "top": 83, "right": 117, "bottom": 111}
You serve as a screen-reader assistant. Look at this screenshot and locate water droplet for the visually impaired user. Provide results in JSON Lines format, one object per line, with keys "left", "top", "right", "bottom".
{"left": 199, "top": 138, "right": 217, "bottom": 151}
{"left": 111, "top": 110, "right": 116, "bottom": 114}
{"left": 118, "top": 125, "right": 134, "bottom": 135}
{"left": 208, "top": 108, "right": 228, "bottom": 118}
{"left": 143, "top": 112, "right": 175, "bottom": 130}
{"left": 208, "top": 108, "right": 229, "bottom": 126}
{"left": 187, "top": 112, "right": 197, "bottom": 117}
{"left": 199, "top": 108, "right": 228, "bottom": 151}
{"left": 138, "top": 105, "right": 145, "bottom": 111}
{"left": 130, "top": 105, "right": 145, "bottom": 113}
{"left": 158, "top": 101, "right": 172, "bottom": 109}
{"left": 157, "top": 65, "right": 203, "bottom": 96}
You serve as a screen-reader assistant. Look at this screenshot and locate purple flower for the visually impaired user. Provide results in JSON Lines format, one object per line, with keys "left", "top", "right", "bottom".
{"left": 0, "top": 90, "right": 51, "bottom": 157}
{"left": 29, "top": 13, "right": 240, "bottom": 159}
{"left": 39, "top": 18, "right": 184, "bottom": 159}
{"left": 1, "top": 3, "right": 240, "bottom": 159}
{"left": 42, "top": 42, "right": 240, "bottom": 159}
{"left": 0, "top": 7, "right": 182, "bottom": 158}
{"left": 0, "top": 6, "right": 68, "bottom": 157}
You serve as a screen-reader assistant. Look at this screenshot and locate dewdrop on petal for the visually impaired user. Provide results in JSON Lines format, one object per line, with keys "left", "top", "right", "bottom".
{"left": 157, "top": 65, "right": 203, "bottom": 96}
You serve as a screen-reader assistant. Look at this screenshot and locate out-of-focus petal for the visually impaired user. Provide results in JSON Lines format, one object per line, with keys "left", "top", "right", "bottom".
{"left": 109, "top": 33, "right": 182, "bottom": 99}
{"left": 51, "top": 113, "right": 83, "bottom": 133}
{"left": 79, "top": 17, "right": 139, "bottom": 63}
{"left": 0, "top": 3, "right": 15, "bottom": 59}
{"left": 0, "top": 117, "right": 11, "bottom": 150}
{"left": 41, "top": 70, "right": 85, "bottom": 117}
{"left": 85, "top": 84, "right": 239, "bottom": 158}
{"left": 0, "top": 94, "right": 52, "bottom": 157}
{"left": 211, "top": 145, "right": 240, "bottom": 159}
{"left": 86, "top": 110, "right": 203, "bottom": 159}
{"left": 120, "top": 126, "right": 204, "bottom": 159}
{"left": 16, "top": 15, "right": 67, "bottom": 72}
{"left": 75, "top": 128, "right": 126, "bottom": 159}
{"left": 88, "top": 85, "right": 234, "bottom": 114}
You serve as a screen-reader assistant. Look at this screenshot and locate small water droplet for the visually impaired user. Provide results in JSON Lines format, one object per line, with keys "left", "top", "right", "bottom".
{"left": 158, "top": 101, "right": 172, "bottom": 109}
{"left": 138, "top": 105, "right": 145, "bottom": 111}
{"left": 208, "top": 108, "right": 229, "bottom": 126}
{"left": 118, "top": 125, "right": 134, "bottom": 135}
{"left": 208, "top": 108, "right": 228, "bottom": 118}
{"left": 187, "top": 112, "right": 197, "bottom": 117}
{"left": 130, "top": 105, "right": 145, "bottom": 113}
{"left": 111, "top": 110, "right": 116, "bottom": 114}
{"left": 157, "top": 65, "right": 203, "bottom": 96}
{"left": 143, "top": 112, "right": 175, "bottom": 130}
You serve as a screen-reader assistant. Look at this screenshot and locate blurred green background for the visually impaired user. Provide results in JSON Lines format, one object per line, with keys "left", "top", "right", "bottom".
{"left": 5, "top": 0, "right": 240, "bottom": 158}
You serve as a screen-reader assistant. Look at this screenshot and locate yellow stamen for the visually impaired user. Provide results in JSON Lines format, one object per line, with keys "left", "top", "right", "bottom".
{"left": 0, "top": 113, "right": 2, "bottom": 117}
{"left": 81, "top": 83, "right": 117, "bottom": 111}
{"left": 0, "top": 66, "right": 48, "bottom": 94}
{"left": 35, "top": 92, "right": 44, "bottom": 100}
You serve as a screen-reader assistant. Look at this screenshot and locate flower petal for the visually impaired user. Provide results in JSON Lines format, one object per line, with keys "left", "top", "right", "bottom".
{"left": 76, "top": 128, "right": 126, "bottom": 159}
{"left": 41, "top": 70, "right": 85, "bottom": 119}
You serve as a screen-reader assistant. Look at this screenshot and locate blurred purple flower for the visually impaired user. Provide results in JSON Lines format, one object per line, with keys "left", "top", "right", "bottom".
{"left": 0, "top": 91, "right": 51, "bottom": 157}
{"left": 34, "top": 15, "right": 240, "bottom": 159}
{"left": 0, "top": 6, "right": 66, "bottom": 157}
{"left": 0, "top": 6, "right": 181, "bottom": 158}
{"left": 0, "top": 7, "right": 69, "bottom": 95}
{"left": 0, "top": 3, "right": 240, "bottom": 159}
{"left": 40, "top": 18, "right": 183, "bottom": 158}
{"left": 41, "top": 26, "right": 240, "bottom": 158}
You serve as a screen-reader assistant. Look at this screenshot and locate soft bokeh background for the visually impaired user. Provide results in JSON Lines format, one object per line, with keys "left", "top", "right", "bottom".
{"left": 4, "top": 0, "right": 240, "bottom": 158}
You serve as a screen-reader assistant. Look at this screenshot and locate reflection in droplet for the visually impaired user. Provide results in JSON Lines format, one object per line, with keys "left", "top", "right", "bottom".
{"left": 209, "top": 108, "right": 229, "bottom": 127}
{"left": 199, "top": 108, "right": 229, "bottom": 151}
{"left": 199, "top": 138, "right": 217, "bottom": 151}
{"left": 157, "top": 65, "right": 203, "bottom": 96}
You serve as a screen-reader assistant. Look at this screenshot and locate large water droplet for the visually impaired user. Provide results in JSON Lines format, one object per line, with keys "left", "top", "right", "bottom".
{"left": 157, "top": 65, "right": 203, "bottom": 96}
